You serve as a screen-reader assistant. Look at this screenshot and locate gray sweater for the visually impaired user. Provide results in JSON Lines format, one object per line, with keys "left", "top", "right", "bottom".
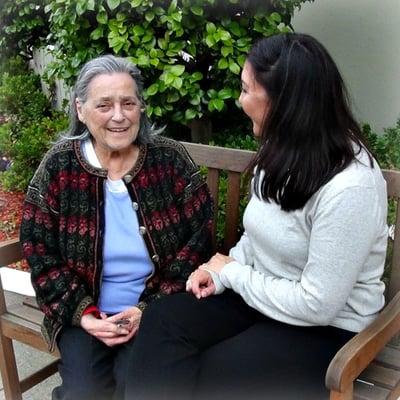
{"left": 217, "top": 149, "right": 387, "bottom": 333}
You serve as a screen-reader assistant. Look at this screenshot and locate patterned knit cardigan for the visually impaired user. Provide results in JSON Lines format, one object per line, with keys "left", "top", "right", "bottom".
{"left": 20, "top": 136, "right": 213, "bottom": 351}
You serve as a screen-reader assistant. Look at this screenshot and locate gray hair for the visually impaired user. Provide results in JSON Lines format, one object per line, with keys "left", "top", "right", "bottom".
{"left": 63, "top": 54, "right": 160, "bottom": 144}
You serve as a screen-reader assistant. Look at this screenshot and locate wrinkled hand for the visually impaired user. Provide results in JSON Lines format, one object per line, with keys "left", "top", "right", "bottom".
{"left": 186, "top": 268, "right": 215, "bottom": 299}
{"left": 81, "top": 306, "right": 142, "bottom": 347}
{"left": 199, "top": 253, "right": 234, "bottom": 274}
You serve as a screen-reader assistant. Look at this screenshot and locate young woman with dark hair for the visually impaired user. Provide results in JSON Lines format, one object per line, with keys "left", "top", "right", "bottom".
{"left": 124, "top": 33, "right": 387, "bottom": 400}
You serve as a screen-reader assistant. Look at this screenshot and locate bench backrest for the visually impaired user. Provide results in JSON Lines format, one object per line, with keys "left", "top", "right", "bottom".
{"left": 1, "top": 143, "right": 400, "bottom": 304}
{"left": 182, "top": 142, "right": 255, "bottom": 254}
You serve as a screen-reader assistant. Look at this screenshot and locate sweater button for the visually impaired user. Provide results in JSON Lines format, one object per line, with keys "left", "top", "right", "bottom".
{"left": 132, "top": 202, "right": 139, "bottom": 211}
{"left": 139, "top": 226, "right": 147, "bottom": 235}
{"left": 123, "top": 174, "right": 133, "bottom": 183}
{"left": 151, "top": 254, "right": 160, "bottom": 263}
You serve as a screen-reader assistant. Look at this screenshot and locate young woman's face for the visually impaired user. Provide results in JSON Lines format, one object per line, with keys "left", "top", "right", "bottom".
{"left": 76, "top": 72, "right": 142, "bottom": 155}
{"left": 239, "top": 61, "right": 270, "bottom": 137}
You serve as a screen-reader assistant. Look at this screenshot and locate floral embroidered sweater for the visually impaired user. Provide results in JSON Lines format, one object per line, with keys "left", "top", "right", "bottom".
{"left": 20, "top": 136, "right": 213, "bottom": 351}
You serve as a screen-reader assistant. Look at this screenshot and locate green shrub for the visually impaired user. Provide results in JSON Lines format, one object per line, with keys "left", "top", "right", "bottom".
{"left": 363, "top": 121, "right": 400, "bottom": 170}
{"left": 0, "top": 112, "right": 68, "bottom": 191}
{"left": 0, "top": 72, "right": 50, "bottom": 133}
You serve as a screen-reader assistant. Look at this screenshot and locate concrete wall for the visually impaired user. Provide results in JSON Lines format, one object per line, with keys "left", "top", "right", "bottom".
{"left": 292, "top": 0, "right": 400, "bottom": 132}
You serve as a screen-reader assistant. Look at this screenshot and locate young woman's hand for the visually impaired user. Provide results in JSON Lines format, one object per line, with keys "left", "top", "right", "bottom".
{"left": 186, "top": 253, "right": 235, "bottom": 298}
{"left": 199, "top": 252, "right": 235, "bottom": 274}
{"left": 186, "top": 268, "right": 216, "bottom": 299}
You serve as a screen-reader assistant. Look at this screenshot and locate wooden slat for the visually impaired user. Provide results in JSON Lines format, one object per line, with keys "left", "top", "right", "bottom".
{"left": 7, "top": 303, "right": 44, "bottom": 326}
{"left": 387, "top": 382, "right": 400, "bottom": 400}
{"left": 374, "top": 345, "right": 400, "bottom": 370}
{"left": 383, "top": 169, "right": 400, "bottom": 198}
{"left": 388, "top": 200, "right": 400, "bottom": 301}
{"left": 22, "top": 295, "right": 39, "bottom": 309}
{"left": 1, "top": 314, "right": 51, "bottom": 353}
{"left": 223, "top": 171, "right": 241, "bottom": 254}
{"left": 353, "top": 380, "right": 390, "bottom": 400}
{"left": 382, "top": 169, "right": 400, "bottom": 301}
{"left": 182, "top": 142, "right": 255, "bottom": 173}
{"left": 359, "top": 362, "right": 400, "bottom": 390}
{"left": 20, "top": 360, "right": 59, "bottom": 393}
{"left": 0, "top": 238, "right": 23, "bottom": 266}
{"left": 206, "top": 168, "right": 220, "bottom": 252}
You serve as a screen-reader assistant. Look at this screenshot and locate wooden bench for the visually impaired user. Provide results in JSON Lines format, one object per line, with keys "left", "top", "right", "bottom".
{"left": 0, "top": 142, "right": 400, "bottom": 400}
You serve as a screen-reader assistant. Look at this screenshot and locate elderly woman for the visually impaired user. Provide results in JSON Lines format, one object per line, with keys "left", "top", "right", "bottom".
{"left": 124, "top": 33, "right": 387, "bottom": 399}
{"left": 20, "top": 55, "right": 213, "bottom": 400}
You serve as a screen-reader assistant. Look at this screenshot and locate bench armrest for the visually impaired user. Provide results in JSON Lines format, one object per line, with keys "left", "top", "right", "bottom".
{"left": 326, "top": 291, "right": 400, "bottom": 393}
{"left": 0, "top": 238, "right": 23, "bottom": 313}
{"left": 0, "top": 238, "right": 23, "bottom": 266}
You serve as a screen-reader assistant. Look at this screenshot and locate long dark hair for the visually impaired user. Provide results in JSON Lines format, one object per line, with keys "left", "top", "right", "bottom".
{"left": 247, "top": 33, "right": 371, "bottom": 211}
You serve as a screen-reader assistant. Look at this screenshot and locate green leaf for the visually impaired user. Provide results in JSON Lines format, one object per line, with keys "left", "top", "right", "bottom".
{"left": 229, "top": 21, "right": 242, "bottom": 37}
{"left": 270, "top": 12, "right": 282, "bottom": 23}
{"left": 145, "top": 11, "right": 155, "bottom": 22}
{"left": 190, "top": 6, "right": 203, "bottom": 16}
{"left": 218, "top": 88, "right": 232, "bottom": 99}
{"left": 132, "top": 25, "right": 145, "bottom": 36}
{"left": 191, "top": 72, "right": 203, "bottom": 81}
{"left": 130, "top": 0, "right": 142, "bottom": 7}
{"left": 229, "top": 61, "right": 240, "bottom": 75}
{"left": 87, "top": 0, "right": 95, "bottom": 11}
{"left": 76, "top": 1, "right": 86, "bottom": 16}
{"left": 221, "top": 46, "right": 232, "bottom": 57}
{"left": 169, "top": 65, "right": 185, "bottom": 76}
{"left": 208, "top": 98, "right": 224, "bottom": 112}
{"left": 107, "top": 0, "right": 121, "bottom": 10}
{"left": 158, "top": 38, "right": 168, "bottom": 50}
{"left": 217, "top": 58, "right": 228, "bottom": 69}
{"left": 163, "top": 72, "right": 175, "bottom": 85}
{"left": 237, "top": 55, "right": 246, "bottom": 67}
{"left": 167, "top": 92, "right": 179, "bottom": 103}
{"left": 137, "top": 54, "right": 150, "bottom": 66}
{"left": 185, "top": 108, "right": 197, "bottom": 120}
{"left": 97, "top": 10, "right": 108, "bottom": 24}
{"left": 205, "top": 35, "right": 215, "bottom": 47}
{"left": 206, "top": 22, "right": 216, "bottom": 34}
{"left": 154, "top": 106, "right": 162, "bottom": 116}
{"left": 90, "top": 26, "right": 104, "bottom": 40}
{"left": 172, "top": 77, "right": 183, "bottom": 89}
{"left": 189, "top": 95, "right": 201, "bottom": 105}
{"left": 220, "top": 30, "right": 231, "bottom": 41}
{"left": 146, "top": 83, "right": 159, "bottom": 96}
{"left": 168, "top": 0, "right": 177, "bottom": 13}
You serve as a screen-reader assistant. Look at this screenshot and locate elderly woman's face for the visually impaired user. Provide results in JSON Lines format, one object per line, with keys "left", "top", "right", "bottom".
{"left": 76, "top": 72, "right": 142, "bottom": 153}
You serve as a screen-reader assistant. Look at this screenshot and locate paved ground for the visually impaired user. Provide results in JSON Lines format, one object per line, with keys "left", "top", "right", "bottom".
{"left": 0, "top": 291, "right": 61, "bottom": 400}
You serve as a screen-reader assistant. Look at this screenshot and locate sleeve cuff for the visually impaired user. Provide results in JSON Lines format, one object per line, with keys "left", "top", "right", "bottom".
{"left": 199, "top": 267, "right": 225, "bottom": 295}
{"left": 82, "top": 305, "right": 100, "bottom": 318}
{"left": 219, "top": 261, "right": 243, "bottom": 289}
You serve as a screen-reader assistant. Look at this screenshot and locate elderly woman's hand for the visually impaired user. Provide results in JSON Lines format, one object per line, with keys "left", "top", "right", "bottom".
{"left": 81, "top": 306, "right": 142, "bottom": 347}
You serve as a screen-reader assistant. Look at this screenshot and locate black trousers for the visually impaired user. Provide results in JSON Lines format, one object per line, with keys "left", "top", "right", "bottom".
{"left": 124, "top": 291, "right": 355, "bottom": 400}
{"left": 53, "top": 326, "right": 135, "bottom": 400}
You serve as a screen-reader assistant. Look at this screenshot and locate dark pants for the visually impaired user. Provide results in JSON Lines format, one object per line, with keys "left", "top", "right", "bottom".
{"left": 124, "top": 291, "right": 355, "bottom": 400}
{"left": 52, "top": 326, "right": 135, "bottom": 400}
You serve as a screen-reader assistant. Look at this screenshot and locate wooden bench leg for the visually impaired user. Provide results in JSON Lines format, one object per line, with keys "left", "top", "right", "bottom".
{"left": 0, "top": 333, "right": 23, "bottom": 400}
